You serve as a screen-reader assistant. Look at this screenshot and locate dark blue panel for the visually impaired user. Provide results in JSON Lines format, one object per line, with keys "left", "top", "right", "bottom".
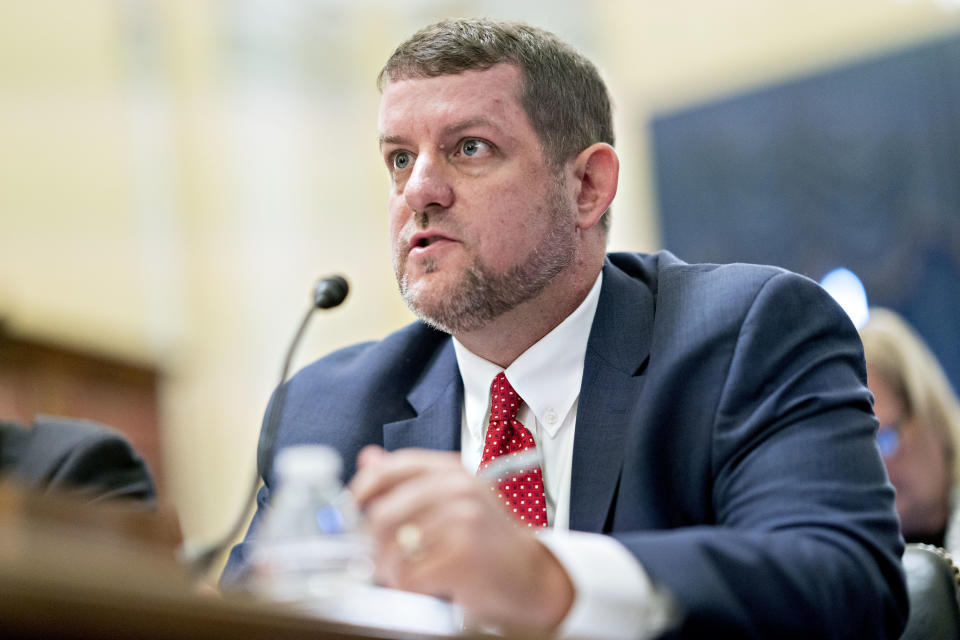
{"left": 651, "top": 34, "right": 960, "bottom": 391}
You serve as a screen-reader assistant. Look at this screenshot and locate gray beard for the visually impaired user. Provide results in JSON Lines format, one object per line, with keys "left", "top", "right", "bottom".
{"left": 398, "top": 192, "right": 576, "bottom": 335}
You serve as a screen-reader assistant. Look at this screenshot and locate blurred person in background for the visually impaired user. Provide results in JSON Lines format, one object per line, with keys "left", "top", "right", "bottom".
{"left": 860, "top": 307, "right": 960, "bottom": 553}
{"left": 0, "top": 414, "right": 156, "bottom": 505}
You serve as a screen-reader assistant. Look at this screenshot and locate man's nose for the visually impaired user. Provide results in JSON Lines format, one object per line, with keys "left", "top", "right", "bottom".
{"left": 403, "top": 153, "right": 454, "bottom": 212}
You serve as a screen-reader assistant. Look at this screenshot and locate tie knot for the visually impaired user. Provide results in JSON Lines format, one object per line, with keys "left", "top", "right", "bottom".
{"left": 489, "top": 372, "right": 522, "bottom": 423}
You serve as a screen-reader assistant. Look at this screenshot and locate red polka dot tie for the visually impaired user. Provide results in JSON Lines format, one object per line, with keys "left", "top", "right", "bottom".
{"left": 478, "top": 372, "right": 548, "bottom": 527}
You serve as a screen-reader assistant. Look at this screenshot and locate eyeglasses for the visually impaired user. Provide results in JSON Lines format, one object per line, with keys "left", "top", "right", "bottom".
{"left": 876, "top": 422, "right": 902, "bottom": 458}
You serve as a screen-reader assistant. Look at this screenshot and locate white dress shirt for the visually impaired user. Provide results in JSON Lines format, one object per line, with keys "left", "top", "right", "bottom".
{"left": 453, "top": 273, "right": 668, "bottom": 639}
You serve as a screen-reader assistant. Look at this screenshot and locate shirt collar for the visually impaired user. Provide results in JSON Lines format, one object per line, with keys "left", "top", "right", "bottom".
{"left": 454, "top": 272, "right": 603, "bottom": 440}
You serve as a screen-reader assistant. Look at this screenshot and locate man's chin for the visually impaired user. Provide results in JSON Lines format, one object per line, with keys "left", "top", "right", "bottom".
{"left": 402, "top": 287, "right": 452, "bottom": 320}
{"left": 399, "top": 268, "right": 458, "bottom": 301}
{"left": 399, "top": 284, "right": 482, "bottom": 335}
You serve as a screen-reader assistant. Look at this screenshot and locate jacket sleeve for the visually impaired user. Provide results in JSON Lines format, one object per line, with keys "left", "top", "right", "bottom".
{"left": 220, "top": 482, "right": 270, "bottom": 589}
{"left": 615, "top": 271, "right": 908, "bottom": 639}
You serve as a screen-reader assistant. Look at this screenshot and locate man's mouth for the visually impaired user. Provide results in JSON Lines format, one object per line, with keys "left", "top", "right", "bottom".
{"left": 415, "top": 235, "right": 446, "bottom": 248}
{"left": 409, "top": 231, "right": 456, "bottom": 252}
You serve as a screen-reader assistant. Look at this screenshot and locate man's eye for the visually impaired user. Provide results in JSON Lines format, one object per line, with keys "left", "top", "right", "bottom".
{"left": 461, "top": 139, "right": 488, "bottom": 157}
{"left": 393, "top": 151, "right": 412, "bottom": 170}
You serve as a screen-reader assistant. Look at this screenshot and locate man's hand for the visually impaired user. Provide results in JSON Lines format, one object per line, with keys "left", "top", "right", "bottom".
{"left": 350, "top": 445, "right": 575, "bottom": 634}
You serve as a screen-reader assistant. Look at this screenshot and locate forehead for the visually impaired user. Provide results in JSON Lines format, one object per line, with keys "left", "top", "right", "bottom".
{"left": 378, "top": 63, "right": 530, "bottom": 139}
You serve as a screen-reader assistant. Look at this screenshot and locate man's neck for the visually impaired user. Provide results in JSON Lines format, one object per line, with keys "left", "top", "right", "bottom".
{"left": 452, "top": 257, "right": 603, "bottom": 368}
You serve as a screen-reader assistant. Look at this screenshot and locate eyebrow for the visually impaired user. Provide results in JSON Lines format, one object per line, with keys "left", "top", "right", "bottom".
{"left": 378, "top": 116, "right": 504, "bottom": 149}
{"left": 442, "top": 116, "right": 502, "bottom": 137}
{"left": 378, "top": 133, "right": 407, "bottom": 148}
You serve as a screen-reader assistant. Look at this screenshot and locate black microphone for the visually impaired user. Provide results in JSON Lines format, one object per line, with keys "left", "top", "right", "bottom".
{"left": 182, "top": 275, "right": 349, "bottom": 578}
{"left": 314, "top": 275, "right": 349, "bottom": 309}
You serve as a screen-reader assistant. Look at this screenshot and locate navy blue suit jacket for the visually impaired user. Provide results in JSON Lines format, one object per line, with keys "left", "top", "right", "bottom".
{"left": 226, "top": 251, "right": 907, "bottom": 638}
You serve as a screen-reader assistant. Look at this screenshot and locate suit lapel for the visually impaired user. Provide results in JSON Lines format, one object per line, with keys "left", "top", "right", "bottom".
{"left": 376, "top": 259, "right": 656, "bottom": 529}
{"left": 570, "top": 259, "right": 655, "bottom": 532}
{"left": 382, "top": 338, "right": 462, "bottom": 452}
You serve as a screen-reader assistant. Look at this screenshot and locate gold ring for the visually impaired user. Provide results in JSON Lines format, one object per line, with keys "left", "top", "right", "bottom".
{"left": 395, "top": 523, "right": 424, "bottom": 559}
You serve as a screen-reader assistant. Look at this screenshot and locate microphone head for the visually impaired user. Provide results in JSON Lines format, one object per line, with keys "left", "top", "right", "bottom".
{"left": 313, "top": 275, "right": 349, "bottom": 309}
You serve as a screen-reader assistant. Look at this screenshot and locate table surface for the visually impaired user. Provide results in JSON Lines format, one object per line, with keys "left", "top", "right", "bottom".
{"left": 0, "top": 482, "right": 497, "bottom": 640}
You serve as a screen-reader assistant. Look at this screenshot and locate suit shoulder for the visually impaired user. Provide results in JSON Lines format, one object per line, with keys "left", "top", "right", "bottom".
{"left": 608, "top": 250, "right": 820, "bottom": 307}
{"left": 607, "top": 251, "right": 850, "bottom": 351}
{"left": 289, "top": 320, "right": 450, "bottom": 392}
{"left": 13, "top": 416, "right": 155, "bottom": 502}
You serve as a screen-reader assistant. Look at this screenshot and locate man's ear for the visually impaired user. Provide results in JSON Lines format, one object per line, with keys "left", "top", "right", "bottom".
{"left": 571, "top": 143, "right": 619, "bottom": 231}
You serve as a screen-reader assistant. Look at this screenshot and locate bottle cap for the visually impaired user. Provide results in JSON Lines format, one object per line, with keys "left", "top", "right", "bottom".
{"left": 275, "top": 445, "right": 343, "bottom": 481}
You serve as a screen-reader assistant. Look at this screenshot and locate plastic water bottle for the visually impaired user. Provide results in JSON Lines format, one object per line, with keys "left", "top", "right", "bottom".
{"left": 248, "top": 445, "right": 374, "bottom": 602}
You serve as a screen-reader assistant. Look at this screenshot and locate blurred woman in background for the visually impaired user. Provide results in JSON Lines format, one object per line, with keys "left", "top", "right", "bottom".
{"left": 860, "top": 308, "right": 960, "bottom": 553}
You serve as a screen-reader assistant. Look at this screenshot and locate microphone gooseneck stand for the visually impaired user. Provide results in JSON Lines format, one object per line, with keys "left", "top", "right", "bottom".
{"left": 181, "top": 275, "right": 349, "bottom": 578}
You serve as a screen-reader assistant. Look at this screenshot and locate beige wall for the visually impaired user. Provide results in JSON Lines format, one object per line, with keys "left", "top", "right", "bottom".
{"left": 2, "top": 0, "right": 958, "bottom": 561}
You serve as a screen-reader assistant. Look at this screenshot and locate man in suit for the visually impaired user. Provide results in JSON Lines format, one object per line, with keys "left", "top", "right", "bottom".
{"left": 226, "top": 18, "right": 907, "bottom": 638}
{"left": 0, "top": 414, "right": 155, "bottom": 504}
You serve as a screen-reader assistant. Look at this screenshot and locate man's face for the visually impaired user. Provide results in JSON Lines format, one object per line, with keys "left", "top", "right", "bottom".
{"left": 378, "top": 63, "right": 577, "bottom": 334}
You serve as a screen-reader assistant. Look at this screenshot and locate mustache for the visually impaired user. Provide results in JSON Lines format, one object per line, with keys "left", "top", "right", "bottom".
{"left": 397, "top": 215, "right": 463, "bottom": 252}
